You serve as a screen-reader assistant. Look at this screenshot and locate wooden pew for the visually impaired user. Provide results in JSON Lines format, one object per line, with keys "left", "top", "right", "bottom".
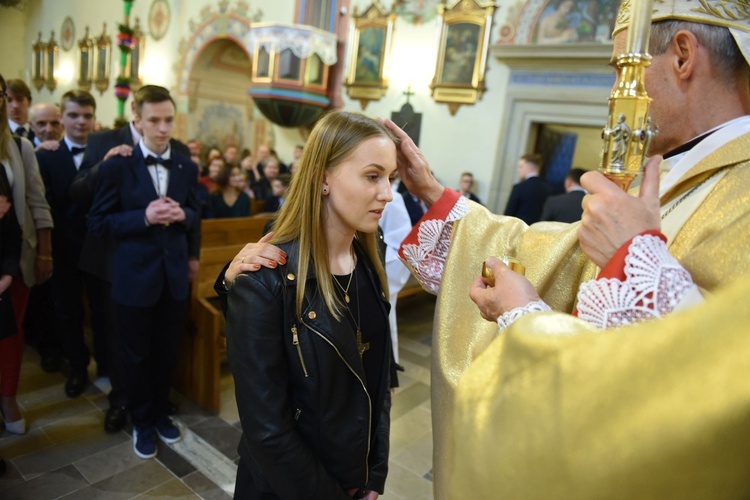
{"left": 175, "top": 215, "right": 274, "bottom": 413}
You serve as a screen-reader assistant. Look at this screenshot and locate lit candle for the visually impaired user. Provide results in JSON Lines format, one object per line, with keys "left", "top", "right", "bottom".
{"left": 625, "top": 0, "right": 654, "bottom": 54}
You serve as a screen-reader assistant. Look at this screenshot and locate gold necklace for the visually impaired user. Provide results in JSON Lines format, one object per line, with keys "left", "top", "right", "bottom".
{"left": 334, "top": 259, "right": 369, "bottom": 358}
{"left": 332, "top": 252, "right": 354, "bottom": 303}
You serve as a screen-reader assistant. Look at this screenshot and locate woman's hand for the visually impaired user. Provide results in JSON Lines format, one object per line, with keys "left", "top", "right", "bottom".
{"left": 0, "top": 196, "right": 11, "bottom": 220}
{"left": 0, "top": 274, "right": 12, "bottom": 296}
{"left": 225, "top": 232, "right": 287, "bottom": 285}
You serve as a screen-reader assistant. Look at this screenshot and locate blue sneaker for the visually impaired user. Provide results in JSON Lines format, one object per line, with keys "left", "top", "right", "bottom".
{"left": 155, "top": 416, "right": 181, "bottom": 444}
{"left": 133, "top": 426, "right": 157, "bottom": 459}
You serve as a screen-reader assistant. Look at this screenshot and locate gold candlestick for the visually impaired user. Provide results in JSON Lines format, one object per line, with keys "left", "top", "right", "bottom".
{"left": 599, "top": 0, "right": 658, "bottom": 191}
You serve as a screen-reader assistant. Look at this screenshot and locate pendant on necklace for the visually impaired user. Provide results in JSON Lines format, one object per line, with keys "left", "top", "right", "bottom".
{"left": 345, "top": 294, "right": 350, "bottom": 304}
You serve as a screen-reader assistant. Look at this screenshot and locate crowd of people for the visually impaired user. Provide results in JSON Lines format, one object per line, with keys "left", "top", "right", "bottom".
{"left": 0, "top": 77, "right": 302, "bottom": 466}
{"left": 1, "top": 0, "right": 748, "bottom": 495}
{"left": 190, "top": 139, "right": 298, "bottom": 219}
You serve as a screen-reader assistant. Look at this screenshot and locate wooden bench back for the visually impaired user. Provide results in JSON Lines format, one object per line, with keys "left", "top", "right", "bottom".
{"left": 194, "top": 215, "right": 274, "bottom": 300}
{"left": 200, "top": 215, "right": 273, "bottom": 247}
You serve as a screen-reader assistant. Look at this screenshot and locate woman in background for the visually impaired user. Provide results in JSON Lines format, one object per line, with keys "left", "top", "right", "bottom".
{"left": 208, "top": 164, "right": 250, "bottom": 218}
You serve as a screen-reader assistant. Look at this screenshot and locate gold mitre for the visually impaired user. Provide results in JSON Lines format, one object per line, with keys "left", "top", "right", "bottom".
{"left": 613, "top": 0, "right": 750, "bottom": 65}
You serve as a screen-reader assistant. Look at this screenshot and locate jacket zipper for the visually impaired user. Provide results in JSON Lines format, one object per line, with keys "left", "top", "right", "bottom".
{"left": 291, "top": 325, "right": 309, "bottom": 378}
{"left": 302, "top": 319, "right": 372, "bottom": 486}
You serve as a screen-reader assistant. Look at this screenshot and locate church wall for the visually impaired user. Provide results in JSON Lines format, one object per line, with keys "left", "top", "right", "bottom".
{"left": 0, "top": 4, "right": 30, "bottom": 82}
{"left": 345, "top": 0, "right": 511, "bottom": 204}
{"left": 6, "top": 0, "right": 615, "bottom": 208}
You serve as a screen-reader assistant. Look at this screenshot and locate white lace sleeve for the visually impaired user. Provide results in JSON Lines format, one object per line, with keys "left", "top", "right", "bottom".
{"left": 497, "top": 300, "right": 552, "bottom": 333}
{"left": 576, "top": 234, "right": 702, "bottom": 329}
{"left": 401, "top": 197, "right": 470, "bottom": 294}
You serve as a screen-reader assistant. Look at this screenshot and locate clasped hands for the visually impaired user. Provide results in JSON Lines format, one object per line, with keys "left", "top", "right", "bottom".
{"left": 470, "top": 156, "right": 662, "bottom": 322}
{"left": 146, "top": 196, "right": 185, "bottom": 226}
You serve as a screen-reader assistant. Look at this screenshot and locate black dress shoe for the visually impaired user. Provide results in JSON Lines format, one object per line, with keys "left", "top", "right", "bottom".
{"left": 104, "top": 406, "right": 128, "bottom": 433}
{"left": 65, "top": 373, "right": 89, "bottom": 398}
{"left": 165, "top": 400, "right": 178, "bottom": 415}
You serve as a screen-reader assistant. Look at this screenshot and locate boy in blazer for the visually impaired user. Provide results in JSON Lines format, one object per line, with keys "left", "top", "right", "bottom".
{"left": 88, "top": 86, "right": 200, "bottom": 459}
{"left": 37, "top": 90, "right": 102, "bottom": 399}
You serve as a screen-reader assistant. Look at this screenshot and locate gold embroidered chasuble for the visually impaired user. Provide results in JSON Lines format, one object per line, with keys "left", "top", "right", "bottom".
{"left": 450, "top": 275, "right": 750, "bottom": 498}
{"left": 429, "top": 132, "right": 750, "bottom": 497}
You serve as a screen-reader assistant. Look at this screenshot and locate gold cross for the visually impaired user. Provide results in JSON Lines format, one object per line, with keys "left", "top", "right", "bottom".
{"left": 356, "top": 330, "right": 370, "bottom": 358}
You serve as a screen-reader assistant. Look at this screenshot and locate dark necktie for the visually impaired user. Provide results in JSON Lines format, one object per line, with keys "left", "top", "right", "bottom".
{"left": 145, "top": 155, "right": 172, "bottom": 168}
{"left": 14, "top": 126, "right": 27, "bottom": 138}
{"left": 70, "top": 146, "right": 86, "bottom": 155}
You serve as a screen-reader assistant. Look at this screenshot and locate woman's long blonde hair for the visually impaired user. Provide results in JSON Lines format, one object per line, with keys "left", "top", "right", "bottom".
{"left": 0, "top": 75, "right": 12, "bottom": 160}
{"left": 270, "top": 110, "right": 396, "bottom": 320}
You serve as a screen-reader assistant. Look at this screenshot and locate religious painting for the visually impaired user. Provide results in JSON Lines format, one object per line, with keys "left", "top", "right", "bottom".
{"left": 45, "top": 32, "right": 59, "bottom": 92}
{"left": 395, "top": 0, "right": 441, "bottom": 24}
{"left": 32, "top": 32, "right": 46, "bottom": 91}
{"left": 93, "top": 24, "right": 111, "bottom": 95}
{"left": 345, "top": 2, "right": 396, "bottom": 110}
{"left": 78, "top": 27, "right": 94, "bottom": 90}
{"left": 532, "top": 0, "right": 618, "bottom": 43}
{"left": 440, "top": 23, "right": 480, "bottom": 84}
{"left": 149, "top": 0, "right": 170, "bottom": 42}
{"left": 430, "top": 0, "right": 497, "bottom": 115}
{"left": 61, "top": 17, "right": 75, "bottom": 51}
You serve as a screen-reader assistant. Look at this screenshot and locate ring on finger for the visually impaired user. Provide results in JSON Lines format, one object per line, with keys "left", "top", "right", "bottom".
{"left": 241, "top": 256, "right": 246, "bottom": 264}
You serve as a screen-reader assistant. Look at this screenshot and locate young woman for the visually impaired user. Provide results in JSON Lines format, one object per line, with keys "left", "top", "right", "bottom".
{"left": 0, "top": 74, "right": 53, "bottom": 435}
{"left": 199, "top": 156, "right": 223, "bottom": 192}
{"left": 224, "top": 111, "right": 397, "bottom": 499}
{"left": 207, "top": 165, "right": 250, "bottom": 218}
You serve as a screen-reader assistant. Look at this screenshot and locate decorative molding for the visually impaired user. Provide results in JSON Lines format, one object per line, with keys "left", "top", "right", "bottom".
{"left": 491, "top": 42, "right": 613, "bottom": 64}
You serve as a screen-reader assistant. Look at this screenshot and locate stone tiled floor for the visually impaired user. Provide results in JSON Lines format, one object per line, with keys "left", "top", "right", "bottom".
{"left": 0, "top": 292, "right": 436, "bottom": 499}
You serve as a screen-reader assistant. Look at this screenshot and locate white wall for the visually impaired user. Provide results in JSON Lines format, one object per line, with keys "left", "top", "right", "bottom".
{"left": 9, "top": 0, "right": 609, "bottom": 208}
{"left": 344, "top": 0, "right": 512, "bottom": 205}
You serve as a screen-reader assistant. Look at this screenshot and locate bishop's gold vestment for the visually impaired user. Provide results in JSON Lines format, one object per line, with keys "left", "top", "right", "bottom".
{"left": 429, "top": 132, "right": 750, "bottom": 497}
{"left": 451, "top": 275, "right": 750, "bottom": 499}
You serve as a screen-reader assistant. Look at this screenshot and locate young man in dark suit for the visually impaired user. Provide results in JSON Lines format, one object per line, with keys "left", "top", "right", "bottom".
{"left": 37, "top": 90, "right": 105, "bottom": 399}
{"left": 88, "top": 86, "right": 200, "bottom": 459}
{"left": 504, "top": 154, "right": 552, "bottom": 225}
{"left": 72, "top": 87, "right": 193, "bottom": 434}
{"left": 540, "top": 168, "right": 587, "bottom": 223}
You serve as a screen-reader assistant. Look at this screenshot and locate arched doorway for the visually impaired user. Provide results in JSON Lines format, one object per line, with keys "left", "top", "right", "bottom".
{"left": 186, "top": 39, "right": 264, "bottom": 154}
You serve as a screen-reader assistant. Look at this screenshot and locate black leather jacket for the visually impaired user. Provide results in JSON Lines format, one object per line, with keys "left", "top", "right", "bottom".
{"left": 222, "top": 241, "right": 392, "bottom": 499}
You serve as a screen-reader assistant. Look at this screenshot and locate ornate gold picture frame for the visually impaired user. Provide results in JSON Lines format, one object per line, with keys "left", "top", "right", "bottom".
{"left": 430, "top": 0, "right": 497, "bottom": 115}
{"left": 344, "top": 1, "right": 396, "bottom": 110}
{"left": 32, "top": 32, "right": 46, "bottom": 91}
{"left": 78, "top": 26, "right": 94, "bottom": 90}
{"left": 45, "top": 31, "right": 59, "bottom": 92}
{"left": 93, "top": 23, "right": 112, "bottom": 95}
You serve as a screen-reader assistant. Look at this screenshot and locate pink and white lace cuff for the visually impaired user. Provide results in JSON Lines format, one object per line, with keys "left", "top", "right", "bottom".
{"left": 576, "top": 234, "right": 701, "bottom": 329}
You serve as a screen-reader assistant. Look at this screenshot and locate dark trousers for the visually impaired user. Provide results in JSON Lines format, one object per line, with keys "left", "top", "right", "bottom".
{"left": 24, "top": 280, "right": 58, "bottom": 359}
{"left": 51, "top": 260, "right": 107, "bottom": 376}
{"left": 100, "top": 280, "right": 127, "bottom": 409}
{"left": 116, "top": 290, "right": 186, "bottom": 427}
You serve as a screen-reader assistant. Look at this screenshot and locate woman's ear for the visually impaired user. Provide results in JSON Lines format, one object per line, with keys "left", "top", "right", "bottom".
{"left": 321, "top": 178, "right": 329, "bottom": 195}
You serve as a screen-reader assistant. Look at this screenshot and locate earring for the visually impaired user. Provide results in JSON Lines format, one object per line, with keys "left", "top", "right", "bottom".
{"left": 322, "top": 187, "right": 328, "bottom": 194}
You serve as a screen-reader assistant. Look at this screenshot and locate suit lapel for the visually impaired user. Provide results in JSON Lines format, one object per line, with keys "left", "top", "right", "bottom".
{"left": 130, "top": 147, "right": 160, "bottom": 199}
{"left": 166, "top": 152, "right": 187, "bottom": 200}
{"left": 58, "top": 141, "right": 79, "bottom": 178}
